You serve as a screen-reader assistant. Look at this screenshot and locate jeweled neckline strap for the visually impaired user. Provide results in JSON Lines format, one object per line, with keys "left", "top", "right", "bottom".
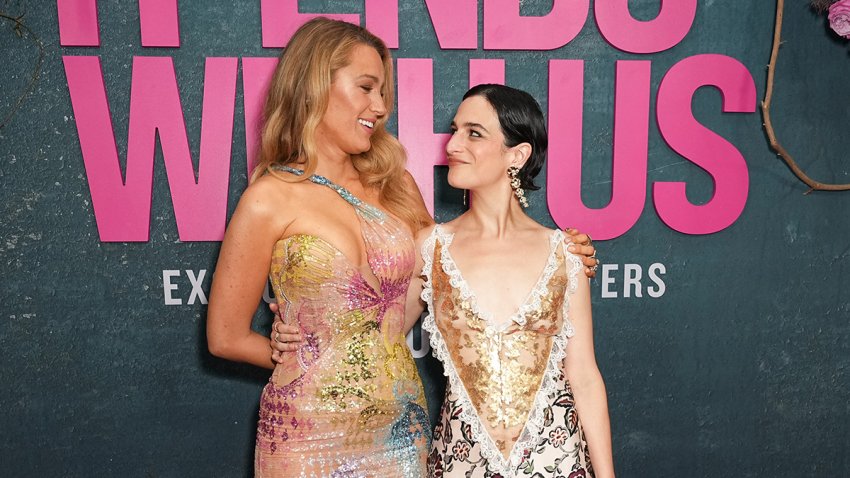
{"left": 273, "top": 165, "right": 385, "bottom": 220}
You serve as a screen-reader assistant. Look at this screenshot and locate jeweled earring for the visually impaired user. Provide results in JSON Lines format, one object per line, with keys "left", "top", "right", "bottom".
{"left": 507, "top": 166, "right": 529, "bottom": 208}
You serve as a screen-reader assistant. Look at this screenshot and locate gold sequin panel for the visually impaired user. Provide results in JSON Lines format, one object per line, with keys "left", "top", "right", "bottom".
{"left": 431, "top": 241, "right": 567, "bottom": 458}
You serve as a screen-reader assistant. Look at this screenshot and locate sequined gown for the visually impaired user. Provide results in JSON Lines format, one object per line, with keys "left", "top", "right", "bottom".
{"left": 421, "top": 226, "right": 593, "bottom": 478}
{"left": 254, "top": 167, "right": 430, "bottom": 477}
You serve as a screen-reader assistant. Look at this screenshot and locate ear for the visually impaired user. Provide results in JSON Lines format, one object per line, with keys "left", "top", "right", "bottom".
{"left": 509, "top": 143, "right": 533, "bottom": 169}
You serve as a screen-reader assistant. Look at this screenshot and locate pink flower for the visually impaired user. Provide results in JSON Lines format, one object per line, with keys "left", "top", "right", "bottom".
{"left": 829, "top": 0, "right": 850, "bottom": 38}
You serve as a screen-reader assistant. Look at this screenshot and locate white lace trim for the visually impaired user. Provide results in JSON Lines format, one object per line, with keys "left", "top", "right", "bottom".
{"left": 433, "top": 225, "right": 565, "bottom": 332}
{"left": 508, "top": 241, "right": 583, "bottom": 471}
{"left": 419, "top": 226, "right": 582, "bottom": 477}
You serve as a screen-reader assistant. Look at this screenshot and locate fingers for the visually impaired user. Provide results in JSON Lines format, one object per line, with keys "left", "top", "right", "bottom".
{"left": 567, "top": 243, "right": 596, "bottom": 259}
{"left": 564, "top": 236, "right": 599, "bottom": 278}
{"left": 272, "top": 322, "right": 300, "bottom": 335}
{"left": 564, "top": 229, "right": 591, "bottom": 247}
{"left": 270, "top": 340, "right": 301, "bottom": 353}
{"left": 269, "top": 333, "right": 301, "bottom": 366}
{"left": 580, "top": 254, "right": 597, "bottom": 269}
{"left": 275, "top": 332, "right": 302, "bottom": 343}
{"left": 269, "top": 302, "right": 284, "bottom": 321}
{"left": 564, "top": 227, "right": 579, "bottom": 239}
{"left": 269, "top": 324, "right": 303, "bottom": 365}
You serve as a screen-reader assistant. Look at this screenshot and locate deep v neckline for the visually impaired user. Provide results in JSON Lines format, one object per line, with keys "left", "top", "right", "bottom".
{"left": 275, "top": 166, "right": 388, "bottom": 296}
{"left": 434, "top": 225, "right": 564, "bottom": 331}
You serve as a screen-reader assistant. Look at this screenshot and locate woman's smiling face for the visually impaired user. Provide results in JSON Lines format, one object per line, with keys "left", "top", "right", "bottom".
{"left": 316, "top": 43, "right": 388, "bottom": 157}
{"left": 445, "top": 95, "right": 513, "bottom": 191}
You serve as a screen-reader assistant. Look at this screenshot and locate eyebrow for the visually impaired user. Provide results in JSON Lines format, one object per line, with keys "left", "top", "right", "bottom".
{"left": 356, "top": 74, "right": 382, "bottom": 83}
{"left": 451, "top": 121, "right": 490, "bottom": 133}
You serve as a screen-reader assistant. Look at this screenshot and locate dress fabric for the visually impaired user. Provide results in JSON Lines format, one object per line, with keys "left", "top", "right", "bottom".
{"left": 254, "top": 166, "right": 430, "bottom": 477}
{"left": 421, "top": 226, "right": 593, "bottom": 478}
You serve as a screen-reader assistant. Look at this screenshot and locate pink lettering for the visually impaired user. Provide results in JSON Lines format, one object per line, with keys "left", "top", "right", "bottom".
{"left": 260, "top": 0, "right": 399, "bottom": 48}
{"left": 63, "top": 56, "right": 238, "bottom": 242}
{"left": 242, "top": 57, "right": 280, "bottom": 174}
{"left": 483, "top": 0, "right": 589, "bottom": 50}
{"left": 398, "top": 59, "right": 506, "bottom": 212}
{"left": 654, "top": 54, "right": 756, "bottom": 234}
{"left": 58, "top": 0, "right": 182, "bottom": 47}
{"left": 365, "top": 0, "right": 399, "bottom": 49}
{"left": 547, "top": 60, "right": 652, "bottom": 240}
{"left": 397, "top": 59, "right": 446, "bottom": 214}
{"left": 595, "top": 0, "right": 697, "bottom": 53}
{"left": 424, "top": 0, "right": 477, "bottom": 49}
{"left": 139, "top": 0, "right": 180, "bottom": 47}
{"left": 57, "top": 0, "right": 100, "bottom": 46}
{"left": 469, "top": 59, "right": 505, "bottom": 86}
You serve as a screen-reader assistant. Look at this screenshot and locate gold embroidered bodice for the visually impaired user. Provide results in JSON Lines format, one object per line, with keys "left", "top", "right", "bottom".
{"left": 421, "top": 225, "right": 581, "bottom": 471}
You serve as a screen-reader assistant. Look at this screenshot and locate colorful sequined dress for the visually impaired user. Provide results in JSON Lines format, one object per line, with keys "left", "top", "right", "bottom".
{"left": 421, "top": 226, "right": 593, "bottom": 478}
{"left": 254, "top": 166, "right": 430, "bottom": 477}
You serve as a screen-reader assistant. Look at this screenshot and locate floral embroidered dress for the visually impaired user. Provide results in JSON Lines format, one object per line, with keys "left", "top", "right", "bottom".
{"left": 421, "top": 225, "right": 593, "bottom": 478}
{"left": 254, "top": 166, "right": 430, "bottom": 477}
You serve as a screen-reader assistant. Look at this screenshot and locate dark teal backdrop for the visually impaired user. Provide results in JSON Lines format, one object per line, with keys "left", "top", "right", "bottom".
{"left": 1, "top": 1, "right": 849, "bottom": 476}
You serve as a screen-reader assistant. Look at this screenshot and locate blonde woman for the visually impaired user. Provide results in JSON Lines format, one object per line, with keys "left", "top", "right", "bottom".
{"left": 206, "top": 18, "right": 432, "bottom": 476}
{"left": 209, "top": 17, "right": 600, "bottom": 477}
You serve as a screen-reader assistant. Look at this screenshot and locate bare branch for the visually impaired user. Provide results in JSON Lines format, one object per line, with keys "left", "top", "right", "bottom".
{"left": 760, "top": 0, "right": 850, "bottom": 192}
{"left": 0, "top": 11, "right": 45, "bottom": 130}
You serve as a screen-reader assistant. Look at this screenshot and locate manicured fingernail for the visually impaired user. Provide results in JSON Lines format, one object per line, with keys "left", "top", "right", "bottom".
{"left": 568, "top": 246, "right": 575, "bottom": 252}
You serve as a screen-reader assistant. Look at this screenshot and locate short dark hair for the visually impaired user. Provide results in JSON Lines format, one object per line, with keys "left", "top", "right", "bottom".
{"left": 462, "top": 84, "right": 547, "bottom": 191}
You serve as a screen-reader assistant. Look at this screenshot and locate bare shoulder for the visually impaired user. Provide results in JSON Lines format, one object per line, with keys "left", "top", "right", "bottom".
{"left": 437, "top": 213, "right": 467, "bottom": 235}
{"left": 232, "top": 173, "right": 310, "bottom": 233}
{"left": 414, "top": 223, "right": 437, "bottom": 246}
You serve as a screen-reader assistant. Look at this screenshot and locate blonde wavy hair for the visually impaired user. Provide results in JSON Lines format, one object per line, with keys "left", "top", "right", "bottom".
{"left": 252, "top": 17, "right": 431, "bottom": 232}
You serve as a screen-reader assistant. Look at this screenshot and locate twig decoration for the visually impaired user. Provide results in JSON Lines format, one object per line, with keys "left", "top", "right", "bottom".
{"left": 0, "top": 11, "right": 45, "bottom": 130}
{"left": 761, "top": 0, "right": 850, "bottom": 193}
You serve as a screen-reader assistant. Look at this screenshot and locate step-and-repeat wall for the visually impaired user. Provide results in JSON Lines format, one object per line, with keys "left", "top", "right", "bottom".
{"left": 2, "top": 1, "right": 849, "bottom": 475}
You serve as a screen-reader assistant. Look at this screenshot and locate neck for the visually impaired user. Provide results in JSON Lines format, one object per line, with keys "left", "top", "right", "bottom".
{"left": 464, "top": 184, "right": 529, "bottom": 238}
{"left": 311, "top": 151, "right": 360, "bottom": 185}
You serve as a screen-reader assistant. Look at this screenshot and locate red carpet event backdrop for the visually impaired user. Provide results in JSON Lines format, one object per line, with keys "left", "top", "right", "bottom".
{"left": 1, "top": 1, "right": 848, "bottom": 476}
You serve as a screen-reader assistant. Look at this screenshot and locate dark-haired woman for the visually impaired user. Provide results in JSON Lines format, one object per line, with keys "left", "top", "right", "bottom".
{"left": 209, "top": 17, "right": 600, "bottom": 477}
{"left": 409, "top": 84, "right": 615, "bottom": 477}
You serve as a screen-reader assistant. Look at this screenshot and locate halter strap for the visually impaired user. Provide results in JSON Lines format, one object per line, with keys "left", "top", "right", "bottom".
{"left": 273, "top": 165, "right": 385, "bottom": 220}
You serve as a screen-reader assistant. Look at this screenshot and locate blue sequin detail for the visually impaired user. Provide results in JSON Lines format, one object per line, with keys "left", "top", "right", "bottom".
{"left": 274, "top": 165, "right": 386, "bottom": 221}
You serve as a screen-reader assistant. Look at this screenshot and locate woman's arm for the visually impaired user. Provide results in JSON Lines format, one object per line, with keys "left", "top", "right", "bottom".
{"left": 564, "top": 261, "right": 615, "bottom": 478}
{"left": 207, "top": 181, "right": 288, "bottom": 370}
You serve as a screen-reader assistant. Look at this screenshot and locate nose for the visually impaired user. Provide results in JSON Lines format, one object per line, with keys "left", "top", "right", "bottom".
{"left": 446, "top": 131, "right": 461, "bottom": 155}
{"left": 371, "top": 93, "right": 387, "bottom": 118}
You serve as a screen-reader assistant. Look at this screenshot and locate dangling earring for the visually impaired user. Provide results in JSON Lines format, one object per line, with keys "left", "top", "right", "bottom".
{"left": 507, "top": 166, "right": 529, "bottom": 208}
{"left": 462, "top": 189, "right": 468, "bottom": 207}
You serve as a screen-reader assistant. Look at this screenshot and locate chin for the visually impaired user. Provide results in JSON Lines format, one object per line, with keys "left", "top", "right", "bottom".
{"left": 348, "top": 142, "right": 373, "bottom": 155}
{"left": 446, "top": 170, "right": 472, "bottom": 190}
